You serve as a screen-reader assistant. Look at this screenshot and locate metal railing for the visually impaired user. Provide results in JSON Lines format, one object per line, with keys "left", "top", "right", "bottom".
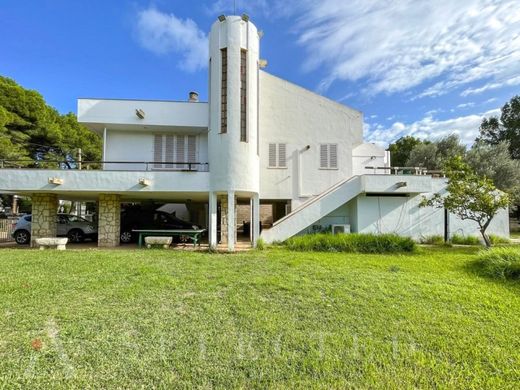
{"left": 365, "top": 166, "right": 445, "bottom": 177}
{"left": 0, "top": 218, "right": 17, "bottom": 243}
{"left": 0, "top": 160, "right": 209, "bottom": 172}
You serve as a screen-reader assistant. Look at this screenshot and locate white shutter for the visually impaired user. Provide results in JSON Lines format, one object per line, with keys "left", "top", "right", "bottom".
{"left": 187, "top": 135, "right": 197, "bottom": 170}
{"left": 165, "top": 135, "right": 174, "bottom": 169}
{"left": 329, "top": 144, "right": 338, "bottom": 168}
{"left": 153, "top": 135, "right": 163, "bottom": 168}
{"left": 320, "top": 144, "right": 328, "bottom": 168}
{"left": 175, "top": 135, "right": 186, "bottom": 169}
{"left": 268, "top": 143, "right": 277, "bottom": 167}
{"left": 278, "top": 143, "right": 286, "bottom": 167}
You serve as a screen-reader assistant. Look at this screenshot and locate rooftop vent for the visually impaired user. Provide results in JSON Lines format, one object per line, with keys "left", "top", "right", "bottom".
{"left": 188, "top": 91, "right": 199, "bottom": 102}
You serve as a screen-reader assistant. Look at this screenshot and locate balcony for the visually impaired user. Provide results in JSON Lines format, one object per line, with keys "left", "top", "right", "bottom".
{"left": 0, "top": 160, "right": 210, "bottom": 200}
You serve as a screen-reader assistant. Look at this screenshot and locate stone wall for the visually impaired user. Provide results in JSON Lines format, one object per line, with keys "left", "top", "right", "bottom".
{"left": 98, "top": 194, "right": 121, "bottom": 247}
{"left": 219, "top": 195, "right": 228, "bottom": 244}
{"left": 30, "top": 193, "right": 58, "bottom": 247}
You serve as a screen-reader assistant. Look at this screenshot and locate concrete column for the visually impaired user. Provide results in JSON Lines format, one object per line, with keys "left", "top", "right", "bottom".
{"left": 30, "top": 193, "right": 58, "bottom": 247}
{"left": 252, "top": 193, "right": 260, "bottom": 247}
{"left": 219, "top": 194, "right": 228, "bottom": 245}
{"left": 227, "top": 191, "right": 235, "bottom": 252}
{"left": 209, "top": 192, "right": 217, "bottom": 249}
{"left": 98, "top": 194, "right": 121, "bottom": 247}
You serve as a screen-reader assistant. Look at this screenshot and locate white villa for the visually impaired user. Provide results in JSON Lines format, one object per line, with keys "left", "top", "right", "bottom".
{"left": 0, "top": 15, "right": 509, "bottom": 250}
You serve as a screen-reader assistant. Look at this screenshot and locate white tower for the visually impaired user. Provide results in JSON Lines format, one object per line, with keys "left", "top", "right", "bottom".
{"left": 207, "top": 15, "right": 261, "bottom": 250}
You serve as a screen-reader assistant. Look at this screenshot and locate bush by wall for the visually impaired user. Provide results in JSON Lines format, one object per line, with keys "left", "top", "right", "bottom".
{"left": 419, "top": 235, "right": 445, "bottom": 245}
{"left": 285, "top": 233, "right": 416, "bottom": 253}
{"left": 474, "top": 247, "right": 520, "bottom": 279}
{"left": 489, "top": 235, "right": 510, "bottom": 245}
{"left": 451, "top": 234, "right": 481, "bottom": 245}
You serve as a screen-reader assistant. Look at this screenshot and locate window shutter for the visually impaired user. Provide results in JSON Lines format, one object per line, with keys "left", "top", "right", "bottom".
{"left": 320, "top": 144, "right": 328, "bottom": 168}
{"left": 268, "top": 143, "right": 277, "bottom": 167}
{"left": 278, "top": 143, "right": 286, "bottom": 167}
{"left": 153, "top": 135, "right": 163, "bottom": 168}
{"left": 165, "top": 135, "right": 174, "bottom": 168}
{"left": 176, "top": 135, "right": 186, "bottom": 169}
{"left": 187, "top": 135, "right": 197, "bottom": 170}
{"left": 329, "top": 144, "right": 338, "bottom": 168}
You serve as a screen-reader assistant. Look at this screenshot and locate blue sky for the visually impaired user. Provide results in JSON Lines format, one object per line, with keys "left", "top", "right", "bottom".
{"left": 1, "top": 0, "right": 519, "bottom": 146}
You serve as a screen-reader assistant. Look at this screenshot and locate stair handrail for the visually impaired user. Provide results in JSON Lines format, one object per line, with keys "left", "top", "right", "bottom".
{"left": 271, "top": 175, "right": 360, "bottom": 227}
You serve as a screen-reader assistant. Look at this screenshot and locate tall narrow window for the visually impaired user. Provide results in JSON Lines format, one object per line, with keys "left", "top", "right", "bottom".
{"left": 220, "top": 48, "right": 227, "bottom": 133}
{"left": 240, "top": 49, "right": 247, "bottom": 142}
{"left": 268, "top": 143, "right": 287, "bottom": 168}
{"left": 320, "top": 143, "right": 338, "bottom": 169}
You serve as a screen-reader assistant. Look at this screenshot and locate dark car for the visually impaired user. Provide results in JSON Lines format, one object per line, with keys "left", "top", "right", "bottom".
{"left": 119, "top": 209, "right": 199, "bottom": 243}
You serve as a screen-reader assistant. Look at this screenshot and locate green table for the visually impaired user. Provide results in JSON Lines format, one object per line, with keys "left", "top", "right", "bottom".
{"left": 132, "top": 229, "right": 206, "bottom": 248}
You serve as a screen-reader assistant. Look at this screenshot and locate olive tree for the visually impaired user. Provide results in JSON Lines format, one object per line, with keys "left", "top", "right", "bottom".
{"left": 420, "top": 156, "right": 509, "bottom": 247}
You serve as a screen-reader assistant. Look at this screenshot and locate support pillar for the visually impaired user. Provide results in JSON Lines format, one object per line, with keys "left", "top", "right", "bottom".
{"left": 209, "top": 192, "right": 217, "bottom": 249}
{"left": 252, "top": 193, "right": 260, "bottom": 248}
{"left": 30, "top": 194, "right": 58, "bottom": 247}
{"left": 98, "top": 194, "right": 121, "bottom": 247}
{"left": 227, "top": 191, "right": 235, "bottom": 252}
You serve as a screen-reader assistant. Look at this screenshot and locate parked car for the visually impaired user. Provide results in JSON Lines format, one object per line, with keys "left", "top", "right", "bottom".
{"left": 12, "top": 214, "right": 97, "bottom": 245}
{"left": 120, "top": 209, "right": 199, "bottom": 243}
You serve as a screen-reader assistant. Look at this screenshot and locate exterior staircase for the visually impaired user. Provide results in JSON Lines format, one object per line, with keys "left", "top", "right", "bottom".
{"left": 261, "top": 176, "right": 363, "bottom": 243}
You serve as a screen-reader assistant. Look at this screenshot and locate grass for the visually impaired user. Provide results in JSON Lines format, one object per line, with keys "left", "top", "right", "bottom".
{"left": 473, "top": 246, "right": 520, "bottom": 279}
{"left": 285, "top": 233, "right": 416, "bottom": 253}
{"left": 419, "top": 235, "right": 445, "bottom": 245}
{"left": 450, "top": 234, "right": 481, "bottom": 245}
{"left": 0, "top": 247, "right": 520, "bottom": 388}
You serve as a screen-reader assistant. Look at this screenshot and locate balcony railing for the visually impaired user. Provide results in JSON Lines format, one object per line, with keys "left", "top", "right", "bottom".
{"left": 0, "top": 160, "right": 209, "bottom": 172}
{"left": 365, "top": 166, "right": 444, "bottom": 177}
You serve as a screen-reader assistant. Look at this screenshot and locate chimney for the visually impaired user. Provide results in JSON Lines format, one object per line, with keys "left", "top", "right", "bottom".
{"left": 188, "top": 91, "right": 199, "bottom": 102}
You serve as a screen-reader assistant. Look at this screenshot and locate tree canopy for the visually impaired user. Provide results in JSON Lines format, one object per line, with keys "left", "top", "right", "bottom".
{"left": 0, "top": 76, "right": 101, "bottom": 166}
{"left": 477, "top": 95, "right": 520, "bottom": 159}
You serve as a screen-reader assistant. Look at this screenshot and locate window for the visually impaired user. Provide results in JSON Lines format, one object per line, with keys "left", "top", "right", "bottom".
{"left": 221, "top": 48, "right": 227, "bottom": 133}
{"left": 268, "top": 143, "right": 287, "bottom": 168}
{"left": 320, "top": 143, "right": 338, "bottom": 169}
{"left": 240, "top": 49, "right": 247, "bottom": 142}
{"left": 153, "top": 134, "right": 197, "bottom": 170}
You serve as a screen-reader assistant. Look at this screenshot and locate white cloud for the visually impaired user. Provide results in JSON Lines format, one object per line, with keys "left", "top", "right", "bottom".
{"left": 365, "top": 108, "right": 500, "bottom": 147}
{"left": 456, "top": 102, "right": 475, "bottom": 109}
{"left": 275, "top": 0, "right": 520, "bottom": 98}
{"left": 135, "top": 7, "right": 208, "bottom": 72}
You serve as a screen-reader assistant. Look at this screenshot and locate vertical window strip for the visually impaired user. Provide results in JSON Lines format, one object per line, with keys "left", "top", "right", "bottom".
{"left": 221, "top": 48, "right": 227, "bottom": 133}
{"left": 187, "top": 135, "right": 197, "bottom": 170}
{"left": 176, "top": 135, "right": 186, "bottom": 169}
{"left": 240, "top": 49, "right": 247, "bottom": 142}
{"left": 165, "top": 135, "right": 174, "bottom": 169}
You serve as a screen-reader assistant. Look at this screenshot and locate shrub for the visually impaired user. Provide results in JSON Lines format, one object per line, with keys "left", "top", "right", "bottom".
{"left": 489, "top": 235, "right": 510, "bottom": 245}
{"left": 285, "top": 233, "right": 416, "bottom": 253}
{"left": 256, "top": 238, "right": 265, "bottom": 250}
{"left": 474, "top": 247, "right": 520, "bottom": 279}
{"left": 450, "top": 234, "right": 481, "bottom": 245}
{"left": 419, "top": 235, "right": 445, "bottom": 245}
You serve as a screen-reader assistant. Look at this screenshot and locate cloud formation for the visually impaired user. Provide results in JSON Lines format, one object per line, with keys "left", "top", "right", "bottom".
{"left": 281, "top": 0, "right": 520, "bottom": 98}
{"left": 365, "top": 108, "right": 501, "bottom": 147}
{"left": 136, "top": 7, "right": 208, "bottom": 72}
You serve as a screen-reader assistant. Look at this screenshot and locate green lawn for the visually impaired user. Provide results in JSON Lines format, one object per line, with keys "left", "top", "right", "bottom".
{"left": 1, "top": 247, "right": 519, "bottom": 388}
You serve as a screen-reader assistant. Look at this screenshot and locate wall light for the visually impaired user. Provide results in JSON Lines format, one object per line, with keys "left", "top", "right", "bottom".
{"left": 258, "top": 59, "right": 268, "bottom": 69}
{"left": 138, "top": 178, "right": 151, "bottom": 186}
{"left": 396, "top": 181, "right": 407, "bottom": 188}
{"left": 135, "top": 109, "right": 145, "bottom": 119}
{"left": 48, "top": 177, "right": 63, "bottom": 185}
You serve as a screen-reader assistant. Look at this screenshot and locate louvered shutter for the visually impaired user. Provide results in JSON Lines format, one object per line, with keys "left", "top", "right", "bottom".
{"left": 320, "top": 144, "right": 328, "bottom": 168}
{"left": 153, "top": 135, "right": 163, "bottom": 168}
{"left": 175, "top": 135, "right": 186, "bottom": 170}
{"left": 187, "top": 135, "right": 197, "bottom": 170}
{"left": 165, "top": 135, "right": 174, "bottom": 169}
{"left": 268, "top": 143, "right": 277, "bottom": 167}
{"left": 329, "top": 144, "right": 338, "bottom": 168}
{"left": 278, "top": 143, "right": 286, "bottom": 167}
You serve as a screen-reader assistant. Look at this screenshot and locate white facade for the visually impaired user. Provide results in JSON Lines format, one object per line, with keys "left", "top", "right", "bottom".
{"left": 0, "top": 15, "right": 509, "bottom": 249}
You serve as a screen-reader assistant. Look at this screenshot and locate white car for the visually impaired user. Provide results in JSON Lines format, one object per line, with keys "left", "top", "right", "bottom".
{"left": 12, "top": 213, "right": 97, "bottom": 244}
